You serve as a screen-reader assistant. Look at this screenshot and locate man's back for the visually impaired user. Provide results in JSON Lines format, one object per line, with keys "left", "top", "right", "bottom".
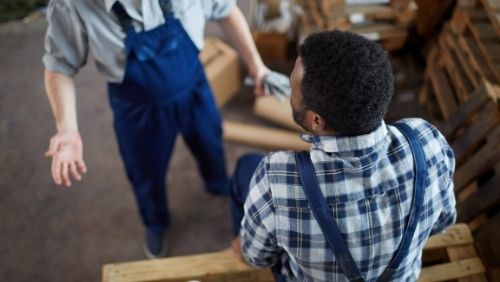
{"left": 240, "top": 118, "right": 456, "bottom": 281}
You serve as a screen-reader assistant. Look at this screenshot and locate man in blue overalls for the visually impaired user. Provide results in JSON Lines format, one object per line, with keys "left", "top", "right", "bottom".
{"left": 43, "top": 0, "right": 269, "bottom": 258}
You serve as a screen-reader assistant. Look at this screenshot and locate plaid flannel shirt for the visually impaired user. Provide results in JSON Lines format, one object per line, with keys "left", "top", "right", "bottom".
{"left": 240, "top": 118, "right": 456, "bottom": 281}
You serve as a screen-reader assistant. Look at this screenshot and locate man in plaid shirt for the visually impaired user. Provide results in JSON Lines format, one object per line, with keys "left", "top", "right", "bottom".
{"left": 230, "top": 30, "right": 456, "bottom": 281}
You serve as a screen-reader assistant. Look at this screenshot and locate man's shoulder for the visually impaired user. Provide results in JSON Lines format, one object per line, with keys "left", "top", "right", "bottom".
{"left": 264, "top": 151, "right": 297, "bottom": 170}
{"left": 392, "top": 118, "right": 448, "bottom": 145}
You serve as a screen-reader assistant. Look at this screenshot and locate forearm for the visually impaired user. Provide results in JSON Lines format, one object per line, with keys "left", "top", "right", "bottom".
{"left": 44, "top": 69, "right": 78, "bottom": 132}
{"left": 219, "top": 7, "right": 265, "bottom": 77}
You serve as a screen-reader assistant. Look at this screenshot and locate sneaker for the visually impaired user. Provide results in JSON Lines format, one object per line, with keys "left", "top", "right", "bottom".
{"left": 143, "top": 229, "right": 168, "bottom": 259}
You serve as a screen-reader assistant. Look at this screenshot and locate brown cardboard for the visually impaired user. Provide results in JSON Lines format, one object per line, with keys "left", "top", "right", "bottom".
{"left": 199, "top": 38, "right": 241, "bottom": 108}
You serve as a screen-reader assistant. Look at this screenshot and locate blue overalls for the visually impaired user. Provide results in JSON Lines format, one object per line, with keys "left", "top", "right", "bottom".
{"left": 108, "top": 0, "right": 228, "bottom": 236}
{"left": 230, "top": 123, "right": 427, "bottom": 281}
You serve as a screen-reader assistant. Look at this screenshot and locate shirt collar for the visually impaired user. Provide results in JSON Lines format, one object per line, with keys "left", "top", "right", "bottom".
{"left": 301, "top": 121, "right": 388, "bottom": 153}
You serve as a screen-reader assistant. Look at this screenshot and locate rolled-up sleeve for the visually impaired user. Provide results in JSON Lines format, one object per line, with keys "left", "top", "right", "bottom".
{"left": 43, "top": 0, "right": 88, "bottom": 76}
{"left": 201, "top": 0, "right": 236, "bottom": 21}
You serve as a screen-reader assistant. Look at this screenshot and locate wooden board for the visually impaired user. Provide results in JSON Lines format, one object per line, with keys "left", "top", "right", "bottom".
{"left": 223, "top": 121, "right": 310, "bottom": 151}
{"left": 102, "top": 249, "right": 274, "bottom": 282}
{"left": 428, "top": 64, "right": 459, "bottom": 119}
{"left": 418, "top": 258, "right": 486, "bottom": 281}
{"left": 454, "top": 127, "right": 500, "bottom": 190}
{"left": 253, "top": 96, "right": 303, "bottom": 132}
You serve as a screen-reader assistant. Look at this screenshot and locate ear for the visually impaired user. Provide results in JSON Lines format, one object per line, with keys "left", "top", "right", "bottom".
{"left": 304, "top": 110, "right": 328, "bottom": 133}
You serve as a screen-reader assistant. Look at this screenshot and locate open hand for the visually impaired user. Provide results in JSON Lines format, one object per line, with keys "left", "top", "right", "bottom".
{"left": 45, "top": 131, "right": 87, "bottom": 187}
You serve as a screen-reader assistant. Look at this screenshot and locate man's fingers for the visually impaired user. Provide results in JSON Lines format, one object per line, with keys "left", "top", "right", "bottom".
{"left": 61, "top": 162, "right": 71, "bottom": 187}
{"left": 69, "top": 162, "right": 82, "bottom": 181}
{"left": 76, "top": 159, "right": 87, "bottom": 174}
{"left": 51, "top": 157, "right": 62, "bottom": 185}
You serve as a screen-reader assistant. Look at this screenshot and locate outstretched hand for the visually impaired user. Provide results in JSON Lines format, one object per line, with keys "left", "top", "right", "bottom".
{"left": 45, "top": 131, "right": 87, "bottom": 187}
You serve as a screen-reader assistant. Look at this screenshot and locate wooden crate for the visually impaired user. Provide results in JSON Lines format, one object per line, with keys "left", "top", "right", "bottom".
{"left": 297, "top": 0, "right": 417, "bottom": 51}
{"left": 102, "top": 224, "right": 487, "bottom": 282}
{"left": 436, "top": 82, "right": 500, "bottom": 279}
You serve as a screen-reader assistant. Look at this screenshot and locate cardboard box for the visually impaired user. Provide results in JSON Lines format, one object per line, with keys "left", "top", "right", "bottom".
{"left": 199, "top": 38, "right": 241, "bottom": 108}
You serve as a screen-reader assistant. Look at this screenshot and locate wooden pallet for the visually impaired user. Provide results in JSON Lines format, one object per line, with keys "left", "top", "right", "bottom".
{"left": 297, "top": 0, "right": 416, "bottom": 51}
{"left": 433, "top": 79, "right": 500, "bottom": 279}
{"left": 419, "top": 0, "right": 500, "bottom": 124}
{"left": 102, "top": 224, "right": 486, "bottom": 282}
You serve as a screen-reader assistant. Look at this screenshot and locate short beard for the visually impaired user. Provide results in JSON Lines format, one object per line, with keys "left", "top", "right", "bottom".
{"left": 292, "top": 107, "right": 309, "bottom": 132}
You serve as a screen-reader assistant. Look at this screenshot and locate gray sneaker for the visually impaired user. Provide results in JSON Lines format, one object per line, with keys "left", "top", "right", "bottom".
{"left": 143, "top": 230, "right": 167, "bottom": 259}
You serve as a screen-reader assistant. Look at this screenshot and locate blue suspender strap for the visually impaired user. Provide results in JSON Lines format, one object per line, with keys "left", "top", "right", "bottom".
{"left": 378, "top": 123, "right": 427, "bottom": 281}
{"left": 294, "top": 123, "right": 427, "bottom": 282}
{"left": 295, "top": 151, "right": 365, "bottom": 282}
{"left": 111, "top": 2, "right": 134, "bottom": 33}
{"left": 112, "top": 0, "right": 173, "bottom": 33}
{"left": 159, "top": 0, "right": 174, "bottom": 17}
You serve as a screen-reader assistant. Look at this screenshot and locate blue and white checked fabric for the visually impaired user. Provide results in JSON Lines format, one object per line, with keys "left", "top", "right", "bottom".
{"left": 240, "top": 118, "right": 456, "bottom": 281}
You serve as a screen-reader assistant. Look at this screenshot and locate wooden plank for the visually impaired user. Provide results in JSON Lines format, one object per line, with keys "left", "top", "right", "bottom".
{"left": 223, "top": 121, "right": 310, "bottom": 151}
{"left": 102, "top": 249, "right": 274, "bottom": 282}
{"left": 418, "top": 258, "right": 486, "bottom": 281}
{"left": 444, "top": 29, "right": 481, "bottom": 88}
{"left": 457, "top": 35, "right": 498, "bottom": 82}
{"left": 428, "top": 64, "right": 459, "bottom": 119}
{"left": 454, "top": 127, "right": 500, "bottom": 191}
{"left": 451, "top": 101, "right": 499, "bottom": 164}
{"left": 474, "top": 212, "right": 500, "bottom": 272}
{"left": 458, "top": 182, "right": 479, "bottom": 202}
{"left": 424, "top": 224, "right": 474, "bottom": 250}
{"left": 467, "top": 22, "right": 500, "bottom": 82}
{"left": 438, "top": 82, "right": 490, "bottom": 138}
{"left": 441, "top": 46, "right": 473, "bottom": 102}
{"left": 253, "top": 96, "right": 303, "bottom": 132}
{"left": 447, "top": 245, "right": 488, "bottom": 282}
{"left": 481, "top": 0, "right": 500, "bottom": 11}
{"left": 457, "top": 163, "right": 500, "bottom": 220}
{"left": 468, "top": 215, "right": 488, "bottom": 232}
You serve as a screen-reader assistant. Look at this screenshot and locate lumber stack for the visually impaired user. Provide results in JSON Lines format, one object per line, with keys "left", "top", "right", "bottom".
{"left": 419, "top": 0, "right": 500, "bottom": 122}
{"left": 297, "top": 0, "right": 418, "bottom": 51}
{"left": 440, "top": 82, "right": 500, "bottom": 281}
{"left": 102, "top": 224, "right": 487, "bottom": 282}
{"left": 418, "top": 1, "right": 500, "bottom": 278}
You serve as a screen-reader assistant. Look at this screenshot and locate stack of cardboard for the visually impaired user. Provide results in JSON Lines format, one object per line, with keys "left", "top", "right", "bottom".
{"left": 199, "top": 38, "right": 241, "bottom": 108}
{"left": 298, "top": 0, "right": 418, "bottom": 51}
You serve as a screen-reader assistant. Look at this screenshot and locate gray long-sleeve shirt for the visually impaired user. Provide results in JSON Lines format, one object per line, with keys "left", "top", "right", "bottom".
{"left": 43, "top": 0, "right": 236, "bottom": 83}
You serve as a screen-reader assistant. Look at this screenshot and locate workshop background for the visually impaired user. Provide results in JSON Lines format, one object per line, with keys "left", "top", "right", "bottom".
{"left": 1, "top": 0, "right": 499, "bottom": 281}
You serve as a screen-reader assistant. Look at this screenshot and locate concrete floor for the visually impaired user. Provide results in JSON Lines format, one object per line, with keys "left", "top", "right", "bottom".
{"left": 0, "top": 12, "right": 426, "bottom": 282}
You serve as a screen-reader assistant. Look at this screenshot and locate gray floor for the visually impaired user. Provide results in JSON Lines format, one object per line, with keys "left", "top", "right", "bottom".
{"left": 0, "top": 12, "right": 426, "bottom": 282}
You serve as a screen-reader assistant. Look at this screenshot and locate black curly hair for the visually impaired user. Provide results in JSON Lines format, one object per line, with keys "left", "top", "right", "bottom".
{"left": 298, "top": 30, "right": 394, "bottom": 136}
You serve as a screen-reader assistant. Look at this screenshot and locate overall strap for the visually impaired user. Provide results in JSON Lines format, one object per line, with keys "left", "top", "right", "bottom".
{"left": 377, "top": 123, "right": 427, "bottom": 281}
{"left": 295, "top": 123, "right": 427, "bottom": 282}
{"left": 112, "top": 0, "right": 174, "bottom": 33}
{"left": 295, "top": 151, "right": 365, "bottom": 282}
{"left": 159, "top": 0, "right": 174, "bottom": 17}
{"left": 112, "top": 2, "right": 134, "bottom": 33}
